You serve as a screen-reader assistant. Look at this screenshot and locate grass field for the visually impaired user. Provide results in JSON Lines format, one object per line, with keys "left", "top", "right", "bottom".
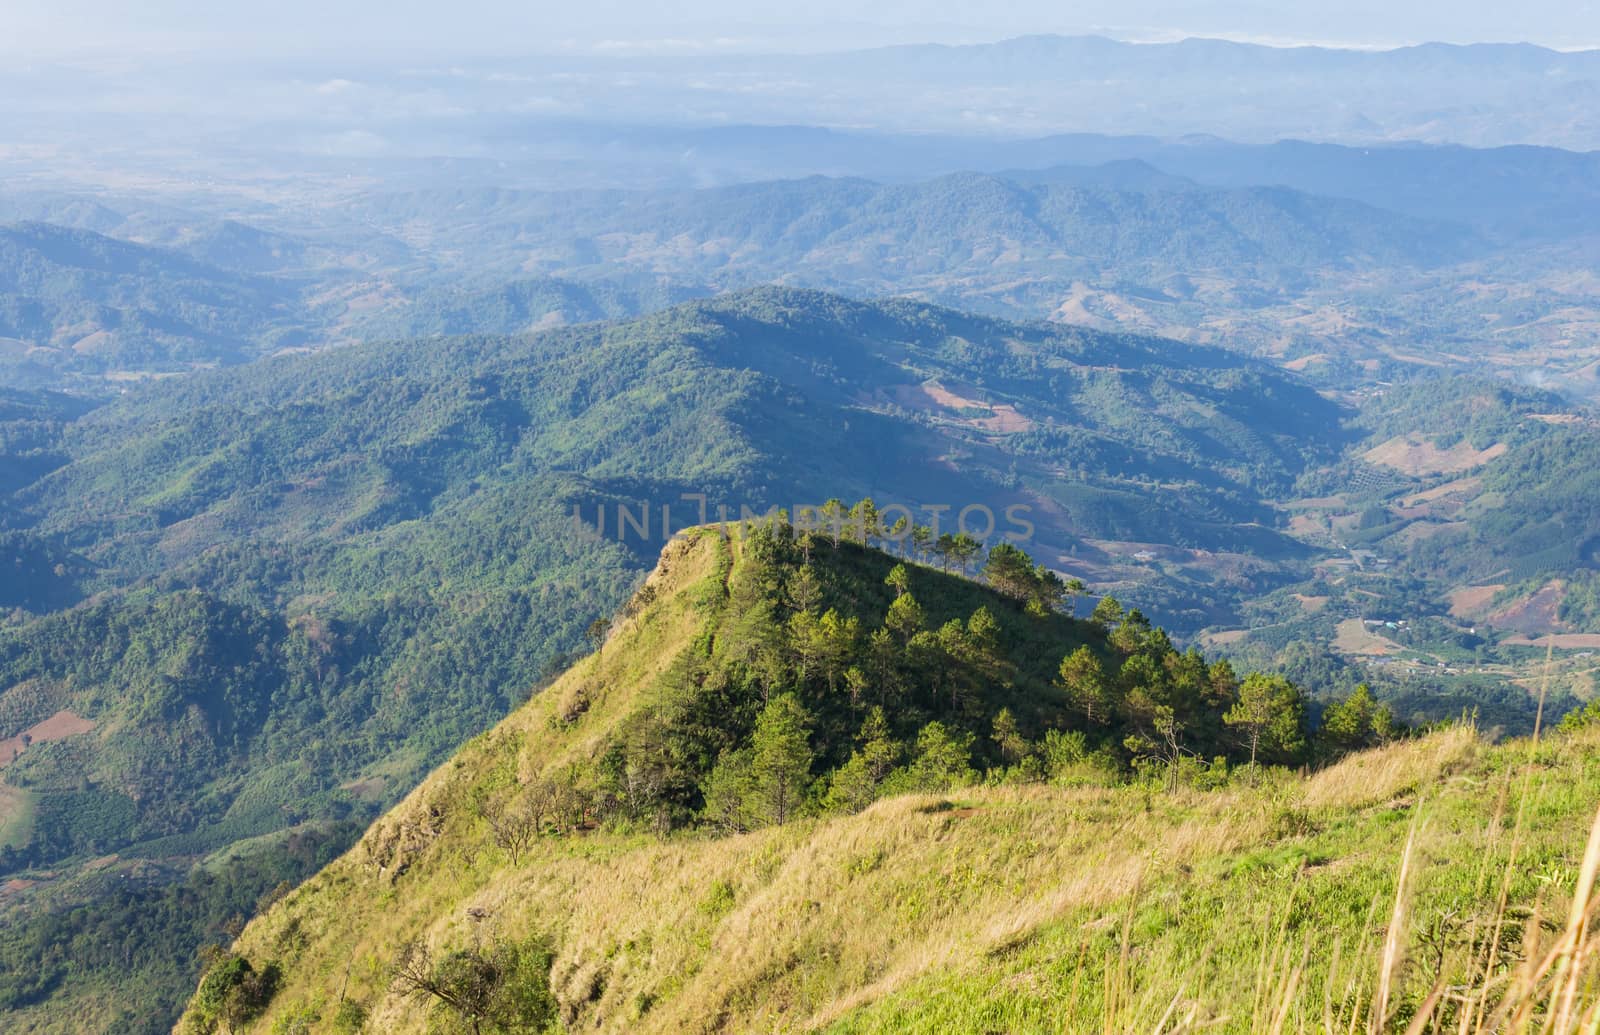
{"left": 0, "top": 782, "right": 35, "bottom": 851}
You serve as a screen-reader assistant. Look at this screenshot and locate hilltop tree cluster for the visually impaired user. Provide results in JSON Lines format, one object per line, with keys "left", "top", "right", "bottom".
{"left": 501, "top": 508, "right": 1402, "bottom": 837}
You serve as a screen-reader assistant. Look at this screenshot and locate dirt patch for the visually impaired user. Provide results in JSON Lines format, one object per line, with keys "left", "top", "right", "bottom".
{"left": 0, "top": 709, "right": 97, "bottom": 769}
{"left": 1393, "top": 521, "right": 1467, "bottom": 546}
{"left": 1203, "top": 629, "right": 1250, "bottom": 645}
{"left": 1293, "top": 595, "right": 1330, "bottom": 614}
{"left": 887, "top": 382, "right": 1036, "bottom": 434}
{"left": 1288, "top": 514, "right": 1326, "bottom": 537}
{"left": 1448, "top": 584, "right": 1507, "bottom": 621}
{"left": 1285, "top": 496, "right": 1347, "bottom": 510}
{"left": 1362, "top": 435, "right": 1508, "bottom": 477}
{"left": 1333, "top": 618, "right": 1402, "bottom": 656}
{"left": 69, "top": 330, "right": 115, "bottom": 355}
{"left": 1488, "top": 581, "right": 1566, "bottom": 636}
{"left": 1404, "top": 477, "right": 1483, "bottom": 505}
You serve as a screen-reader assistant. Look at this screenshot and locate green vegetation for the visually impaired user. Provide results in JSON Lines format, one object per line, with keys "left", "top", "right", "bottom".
{"left": 0, "top": 822, "right": 355, "bottom": 1034}
{"left": 2, "top": 290, "right": 1592, "bottom": 1033}
{"left": 0, "top": 287, "right": 1357, "bottom": 1031}
{"left": 180, "top": 528, "right": 1600, "bottom": 1034}
{"left": 0, "top": 222, "right": 307, "bottom": 380}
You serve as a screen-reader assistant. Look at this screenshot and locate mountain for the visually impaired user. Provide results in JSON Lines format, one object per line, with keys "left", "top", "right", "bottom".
{"left": 347, "top": 276, "right": 711, "bottom": 340}
{"left": 1006, "top": 142, "right": 1600, "bottom": 244}
{"left": 355, "top": 174, "right": 1480, "bottom": 287}
{"left": 0, "top": 222, "right": 308, "bottom": 380}
{"left": 0, "top": 288, "right": 1345, "bottom": 1031}
{"left": 9, "top": 145, "right": 1597, "bottom": 397}
{"left": 345, "top": 175, "right": 1504, "bottom": 376}
{"left": 175, "top": 527, "right": 1600, "bottom": 1034}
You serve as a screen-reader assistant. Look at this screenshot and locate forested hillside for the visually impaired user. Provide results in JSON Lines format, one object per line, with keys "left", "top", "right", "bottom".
{"left": 0, "top": 223, "right": 312, "bottom": 378}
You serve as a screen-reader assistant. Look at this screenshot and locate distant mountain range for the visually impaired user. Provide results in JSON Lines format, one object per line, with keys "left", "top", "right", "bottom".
{"left": 9, "top": 133, "right": 1600, "bottom": 390}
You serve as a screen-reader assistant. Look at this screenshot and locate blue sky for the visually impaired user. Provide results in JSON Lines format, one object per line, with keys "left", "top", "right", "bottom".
{"left": 7, "top": 0, "right": 1599, "bottom": 57}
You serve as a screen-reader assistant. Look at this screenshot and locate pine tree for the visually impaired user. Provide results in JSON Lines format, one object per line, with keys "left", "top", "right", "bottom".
{"left": 885, "top": 592, "right": 925, "bottom": 641}
{"left": 983, "top": 542, "right": 1037, "bottom": 599}
{"left": 815, "top": 609, "right": 861, "bottom": 696}
{"left": 901, "top": 721, "right": 976, "bottom": 792}
{"left": 824, "top": 707, "right": 902, "bottom": 813}
{"left": 819, "top": 498, "right": 849, "bottom": 547}
{"left": 786, "top": 565, "right": 822, "bottom": 614}
{"left": 991, "top": 707, "right": 1028, "bottom": 765}
{"left": 1058, "top": 645, "right": 1112, "bottom": 725}
{"left": 1224, "top": 673, "right": 1307, "bottom": 767}
{"left": 1090, "top": 594, "right": 1124, "bottom": 630}
{"left": 950, "top": 533, "right": 983, "bottom": 575}
{"left": 910, "top": 524, "right": 933, "bottom": 564}
{"left": 747, "top": 694, "right": 814, "bottom": 826}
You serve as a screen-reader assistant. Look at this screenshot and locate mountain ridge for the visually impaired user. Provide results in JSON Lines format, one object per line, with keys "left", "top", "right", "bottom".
{"left": 174, "top": 525, "right": 1600, "bottom": 1034}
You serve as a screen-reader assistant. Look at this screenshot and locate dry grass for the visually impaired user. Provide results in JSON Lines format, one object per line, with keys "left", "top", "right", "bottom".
{"left": 1301, "top": 725, "right": 1478, "bottom": 811}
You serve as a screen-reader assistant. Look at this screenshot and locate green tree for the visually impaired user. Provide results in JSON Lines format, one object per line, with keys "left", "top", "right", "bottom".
{"left": 850, "top": 498, "right": 881, "bottom": 546}
{"left": 991, "top": 707, "right": 1029, "bottom": 765}
{"left": 819, "top": 498, "right": 849, "bottom": 547}
{"left": 786, "top": 565, "right": 822, "bottom": 614}
{"left": 887, "top": 515, "right": 910, "bottom": 556}
{"left": 1064, "top": 578, "right": 1088, "bottom": 618}
{"left": 1108, "top": 608, "right": 1153, "bottom": 655}
{"left": 1558, "top": 699, "right": 1600, "bottom": 735}
{"left": 983, "top": 542, "right": 1038, "bottom": 600}
{"left": 885, "top": 592, "right": 925, "bottom": 642}
{"left": 899, "top": 721, "right": 977, "bottom": 792}
{"left": 843, "top": 666, "right": 869, "bottom": 712}
{"left": 1090, "top": 594, "right": 1124, "bottom": 630}
{"left": 1058, "top": 646, "right": 1113, "bottom": 725}
{"left": 747, "top": 694, "right": 814, "bottom": 826}
{"left": 389, "top": 937, "right": 556, "bottom": 1035}
{"left": 865, "top": 627, "right": 904, "bottom": 705}
{"left": 824, "top": 708, "right": 902, "bottom": 813}
{"left": 1318, "top": 684, "right": 1398, "bottom": 758}
{"left": 950, "top": 533, "right": 983, "bottom": 575}
{"left": 884, "top": 563, "right": 911, "bottom": 599}
{"left": 814, "top": 609, "right": 861, "bottom": 696}
{"left": 188, "top": 952, "right": 278, "bottom": 1035}
{"left": 1223, "top": 673, "right": 1307, "bottom": 767}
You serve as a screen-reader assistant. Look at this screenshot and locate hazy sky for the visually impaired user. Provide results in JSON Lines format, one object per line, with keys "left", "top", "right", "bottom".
{"left": 8, "top": 0, "right": 1600, "bottom": 58}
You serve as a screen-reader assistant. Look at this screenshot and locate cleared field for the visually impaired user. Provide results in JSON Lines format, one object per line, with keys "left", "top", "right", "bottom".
{"left": 1362, "top": 433, "right": 1507, "bottom": 476}
{"left": 1501, "top": 633, "right": 1600, "bottom": 649}
{"left": 1488, "top": 579, "right": 1566, "bottom": 636}
{"left": 0, "top": 708, "right": 97, "bottom": 769}
{"left": 1333, "top": 616, "right": 1402, "bottom": 656}
{"left": 1448, "top": 583, "right": 1506, "bottom": 620}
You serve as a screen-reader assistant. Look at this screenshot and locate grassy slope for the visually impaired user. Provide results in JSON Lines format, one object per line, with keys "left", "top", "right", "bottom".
{"left": 204, "top": 529, "right": 1600, "bottom": 1033}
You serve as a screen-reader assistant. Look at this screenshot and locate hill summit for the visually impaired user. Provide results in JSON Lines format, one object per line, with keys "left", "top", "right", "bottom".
{"left": 178, "top": 523, "right": 1600, "bottom": 1034}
